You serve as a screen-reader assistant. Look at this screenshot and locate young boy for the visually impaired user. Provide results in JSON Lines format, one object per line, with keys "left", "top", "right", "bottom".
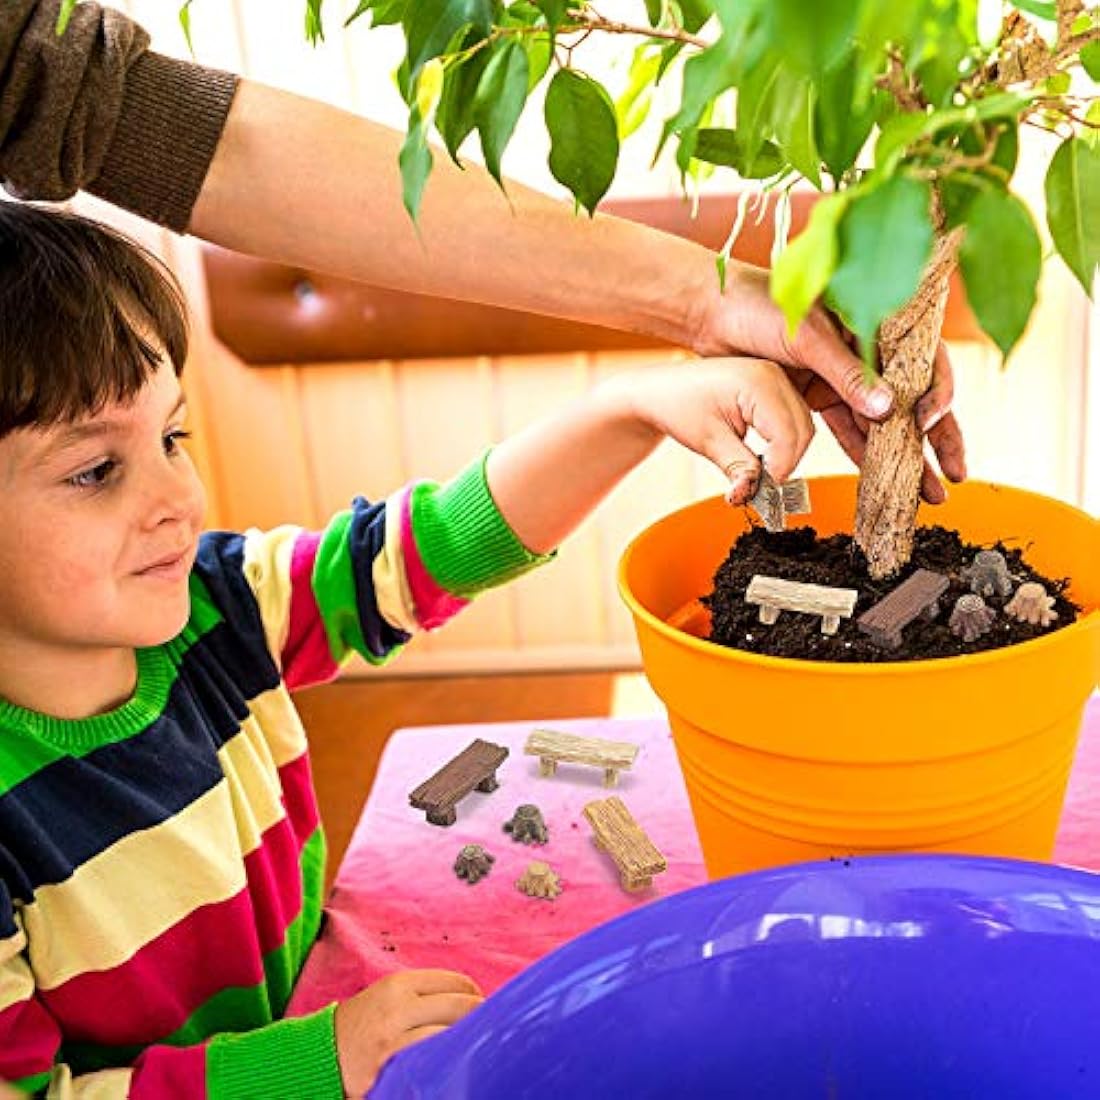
{"left": 0, "top": 203, "right": 812, "bottom": 1098}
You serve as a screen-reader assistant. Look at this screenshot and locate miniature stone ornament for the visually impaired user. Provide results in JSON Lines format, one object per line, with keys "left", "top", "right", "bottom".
{"left": 1005, "top": 582, "right": 1059, "bottom": 627}
{"left": 408, "top": 739, "right": 509, "bottom": 827}
{"left": 857, "top": 569, "right": 950, "bottom": 650}
{"left": 749, "top": 467, "right": 812, "bottom": 532}
{"left": 583, "top": 796, "right": 667, "bottom": 892}
{"left": 516, "top": 861, "right": 562, "bottom": 901}
{"left": 962, "top": 550, "right": 1014, "bottom": 599}
{"left": 949, "top": 594, "right": 998, "bottom": 641}
{"left": 524, "top": 728, "right": 639, "bottom": 787}
{"left": 453, "top": 844, "right": 495, "bottom": 885}
{"left": 745, "top": 575, "right": 859, "bottom": 636}
{"left": 503, "top": 804, "right": 549, "bottom": 845}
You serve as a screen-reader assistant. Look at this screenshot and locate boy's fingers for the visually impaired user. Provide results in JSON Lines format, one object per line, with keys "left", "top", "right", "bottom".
{"left": 404, "top": 991, "right": 483, "bottom": 1031}
{"left": 404, "top": 969, "right": 482, "bottom": 997}
{"left": 716, "top": 438, "right": 761, "bottom": 505}
{"left": 391, "top": 1024, "right": 449, "bottom": 1057}
{"left": 750, "top": 389, "right": 815, "bottom": 484}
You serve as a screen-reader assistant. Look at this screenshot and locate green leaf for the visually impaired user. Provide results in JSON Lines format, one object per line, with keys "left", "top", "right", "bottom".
{"left": 774, "top": 77, "right": 821, "bottom": 188}
{"left": 475, "top": 40, "right": 530, "bottom": 185}
{"left": 1085, "top": 101, "right": 1100, "bottom": 149}
{"left": 1010, "top": 0, "right": 1056, "bottom": 18}
{"left": 1045, "top": 137, "right": 1100, "bottom": 296}
{"left": 959, "top": 189, "right": 1042, "bottom": 357}
{"left": 644, "top": 0, "right": 663, "bottom": 23}
{"left": 616, "top": 48, "right": 662, "bottom": 140}
{"left": 524, "top": 33, "right": 552, "bottom": 91}
{"left": 1044, "top": 71, "right": 1072, "bottom": 94}
{"left": 179, "top": 0, "right": 195, "bottom": 53}
{"left": 545, "top": 70, "right": 619, "bottom": 215}
{"left": 771, "top": 192, "right": 848, "bottom": 334}
{"left": 404, "top": 0, "right": 492, "bottom": 79}
{"left": 763, "top": 0, "right": 859, "bottom": 75}
{"left": 692, "top": 129, "right": 784, "bottom": 177}
{"left": 826, "top": 177, "right": 935, "bottom": 359}
{"left": 679, "top": 0, "right": 713, "bottom": 34}
{"left": 399, "top": 106, "right": 434, "bottom": 221}
{"left": 661, "top": 39, "right": 739, "bottom": 150}
{"left": 415, "top": 58, "right": 445, "bottom": 127}
{"left": 56, "top": 0, "right": 77, "bottom": 34}
{"left": 305, "top": 0, "right": 325, "bottom": 43}
{"left": 436, "top": 43, "right": 490, "bottom": 162}
{"left": 1080, "top": 41, "right": 1100, "bottom": 81}
{"left": 875, "top": 92, "right": 1028, "bottom": 173}
{"left": 535, "top": 0, "right": 568, "bottom": 48}
{"left": 815, "top": 65, "right": 880, "bottom": 181}
{"left": 345, "top": 0, "right": 408, "bottom": 27}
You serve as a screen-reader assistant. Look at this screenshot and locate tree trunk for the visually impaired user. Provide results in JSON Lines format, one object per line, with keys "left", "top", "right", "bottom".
{"left": 854, "top": 230, "right": 963, "bottom": 579}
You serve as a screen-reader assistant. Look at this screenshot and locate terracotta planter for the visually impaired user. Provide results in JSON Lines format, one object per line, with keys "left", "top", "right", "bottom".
{"left": 619, "top": 477, "right": 1100, "bottom": 879}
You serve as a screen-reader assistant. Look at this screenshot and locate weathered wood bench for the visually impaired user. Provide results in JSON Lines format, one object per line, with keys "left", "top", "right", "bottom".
{"left": 857, "top": 568, "right": 949, "bottom": 649}
{"left": 525, "top": 728, "right": 640, "bottom": 787}
{"left": 408, "top": 739, "right": 509, "bottom": 826}
{"left": 583, "top": 796, "right": 667, "bottom": 892}
{"left": 745, "top": 575, "right": 859, "bottom": 636}
{"left": 750, "top": 470, "right": 811, "bottom": 532}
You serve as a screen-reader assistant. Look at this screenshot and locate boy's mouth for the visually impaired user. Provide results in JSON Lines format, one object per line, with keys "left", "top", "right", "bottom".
{"left": 136, "top": 548, "right": 192, "bottom": 581}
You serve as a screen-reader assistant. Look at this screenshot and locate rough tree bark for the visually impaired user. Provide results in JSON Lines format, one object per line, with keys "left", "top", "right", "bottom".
{"left": 854, "top": 228, "right": 964, "bottom": 579}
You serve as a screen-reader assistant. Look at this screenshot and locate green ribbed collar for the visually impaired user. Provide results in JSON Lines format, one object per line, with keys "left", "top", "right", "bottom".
{"left": 0, "top": 646, "right": 175, "bottom": 751}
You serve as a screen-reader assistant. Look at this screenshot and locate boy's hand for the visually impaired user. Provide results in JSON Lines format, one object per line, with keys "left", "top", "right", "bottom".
{"left": 333, "top": 969, "right": 483, "bottom": 1096}
{"left": 616, "top": 357, "right": 815, "bottom": 505}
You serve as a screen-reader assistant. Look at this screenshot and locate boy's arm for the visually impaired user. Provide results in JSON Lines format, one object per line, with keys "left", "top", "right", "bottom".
{"left": 0, "top": 882, "right": 343, "bottom": 1098}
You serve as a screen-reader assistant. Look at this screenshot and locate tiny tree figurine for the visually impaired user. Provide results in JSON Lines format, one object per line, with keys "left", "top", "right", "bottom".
{"left": 205, "top": 0, "right": 1100, "bottom": 580}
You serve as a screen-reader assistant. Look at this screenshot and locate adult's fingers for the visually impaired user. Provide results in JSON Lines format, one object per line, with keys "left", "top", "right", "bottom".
{"left": 797, "top": 309, "right": 894, "bottom": 421}
{"left": 914, "top": 343, "right": 956, "bottom": 432}
{"left": 818, "top": 403, "right": 867, "bottom": 469}
{"left": 927, "top": 409, "right": 967, "bottom": 483}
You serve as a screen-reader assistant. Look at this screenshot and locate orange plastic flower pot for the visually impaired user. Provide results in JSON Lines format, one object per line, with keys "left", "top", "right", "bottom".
{"left": 619, "top": 477, "right": 1100, "bottom": 879}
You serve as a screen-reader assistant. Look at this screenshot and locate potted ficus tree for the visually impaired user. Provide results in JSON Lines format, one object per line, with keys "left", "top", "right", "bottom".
{"left": 165, "top": 0, "right": 1099, "bottom": 875}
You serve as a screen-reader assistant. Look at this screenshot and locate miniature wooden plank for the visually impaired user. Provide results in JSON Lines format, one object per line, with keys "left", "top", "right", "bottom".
{"left": 409, "top": 739, "right": 509, "bottom": 826}
{"left": 745, "top": 575, "right": 858, "bottom": 635}
{"left": 857, "top": 568, "right": 950, "bottom": 649}
{"left": 525, "top": 729, "right": 639, "bottom": 787}
{"left": 583, "top": 796, "right": 667, "bottom": 891}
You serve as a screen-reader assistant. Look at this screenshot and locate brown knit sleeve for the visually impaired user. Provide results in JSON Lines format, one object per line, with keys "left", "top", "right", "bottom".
{"left": 0, "top": 0, "right": 239, "bottom": 232}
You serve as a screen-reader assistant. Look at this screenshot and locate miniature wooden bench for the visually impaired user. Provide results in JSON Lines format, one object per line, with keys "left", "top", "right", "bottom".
{"left": 857, "top": 568, "right": 949, "bottom": 649}
{"left": 745, "top": 575, "right": 859, "bottom": 636}
{"left": 750, "top": 470, "right": 811, "bottom": 532}
{"left": 525, "top": 729, "right": 640, "bottom": 787}
{"left": 409, "top": 739, "right": 509, "bottom": 826}
{"left": 583, "top": 796, "right": 667, "bottom": 892}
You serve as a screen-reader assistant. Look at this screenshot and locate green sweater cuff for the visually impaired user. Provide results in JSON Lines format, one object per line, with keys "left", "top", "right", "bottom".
{"left": 410, "top": 450, "right": 555, "bottom": 597}
{"left": 206, "top": 1004, "right": 343, "bottom": 1100}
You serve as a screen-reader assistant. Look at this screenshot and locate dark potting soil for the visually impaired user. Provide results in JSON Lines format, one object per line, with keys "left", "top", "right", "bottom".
{"left": 702, "top": 524, "right": 1080, "bottom": 663}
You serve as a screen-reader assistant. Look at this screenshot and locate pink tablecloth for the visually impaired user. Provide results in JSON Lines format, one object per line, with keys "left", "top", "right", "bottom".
{"left": 290, "top": 696, "right": 1100, "bottom": 1015}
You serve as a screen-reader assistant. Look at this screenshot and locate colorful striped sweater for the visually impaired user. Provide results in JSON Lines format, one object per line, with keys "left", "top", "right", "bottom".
{"left": 0, "top": 455, "right": 549, "bottom": 1098}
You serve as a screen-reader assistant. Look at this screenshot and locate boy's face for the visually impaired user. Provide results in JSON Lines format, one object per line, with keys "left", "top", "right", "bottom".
{"left": 0, "top": 359, "right": 206, "bottom": 654}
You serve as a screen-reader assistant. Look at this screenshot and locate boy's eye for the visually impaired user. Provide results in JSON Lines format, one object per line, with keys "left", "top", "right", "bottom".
{"left": 164, "top": 429, "right": 192, "bottom": 455}
{"left": 68, "top": 460, "right": 116, "bottom": 490}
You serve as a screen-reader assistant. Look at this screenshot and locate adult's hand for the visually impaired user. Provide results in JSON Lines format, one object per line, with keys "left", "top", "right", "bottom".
{"left": 689, "top": 260, "right": 967, "bottom": 503}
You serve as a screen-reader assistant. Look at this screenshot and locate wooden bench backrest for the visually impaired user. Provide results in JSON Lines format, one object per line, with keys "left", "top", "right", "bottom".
{"left": 409, "top": 739, "right": 508, "bottom": 809}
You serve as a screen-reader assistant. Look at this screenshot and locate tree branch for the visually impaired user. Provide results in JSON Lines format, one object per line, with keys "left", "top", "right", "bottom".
{"left": 566, "top": 5, "right": 709, "bottom": 49}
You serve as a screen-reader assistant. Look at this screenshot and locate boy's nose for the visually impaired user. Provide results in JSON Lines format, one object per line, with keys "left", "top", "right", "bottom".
{"left": 138, "top": 464, "right": 203, "bottom": 531}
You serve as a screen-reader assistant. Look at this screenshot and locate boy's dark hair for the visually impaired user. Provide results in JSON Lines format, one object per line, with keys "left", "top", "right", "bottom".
{"left": 0, "top": 202, "right": 189, "bottom": 437}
